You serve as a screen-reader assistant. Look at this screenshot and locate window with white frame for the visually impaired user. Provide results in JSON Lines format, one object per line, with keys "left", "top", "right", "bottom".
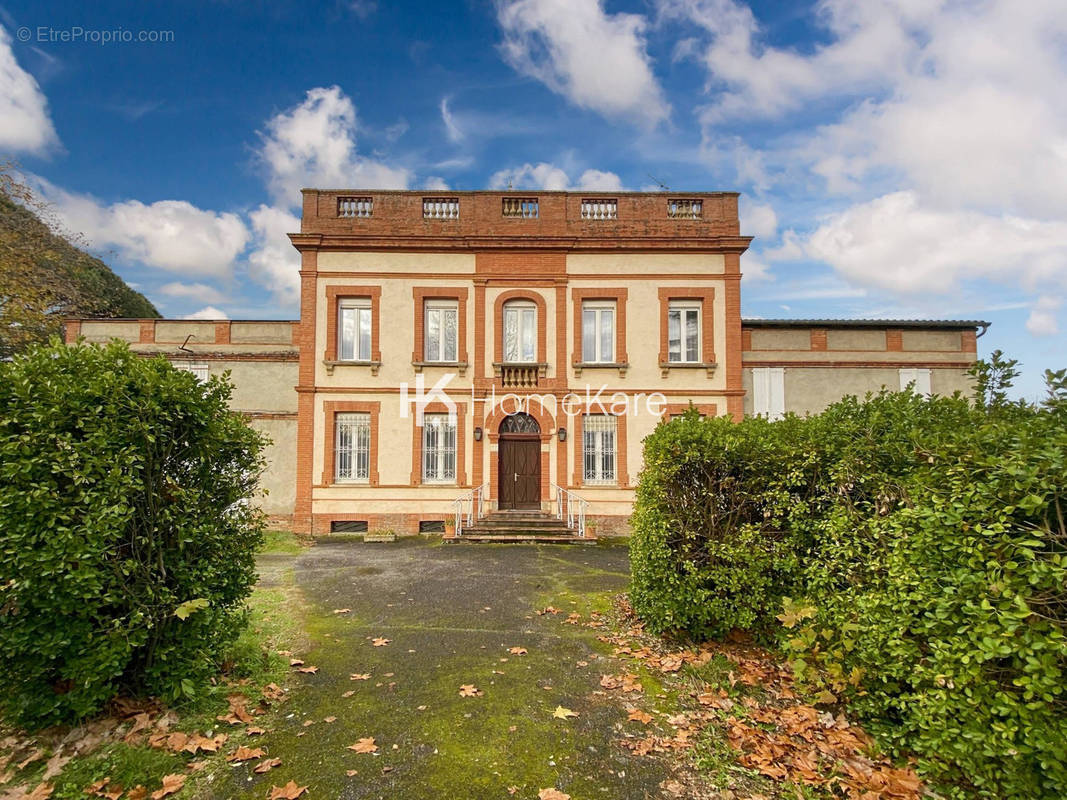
{"left": 583, "top": 415, "right": 617, "bottom": 484}
{"left": 667, "top": 301, "right": 701, "bottom": 363}
{"left": 174, "top": 362, "right": 209, "bottom": 382}
{"left": 422, "top": 413, "right": 457, "bottom": 483}
{"left": 424, "top": 300, "right": 458, "bottom": 362}
{"left": 335, "top": 412, "right": 371, "bottom": 482}
{"left": 503, "top": 301, "right": 537, "bottom": 362}
{"left": 752, "top": 367, "right": 785, "bottom": 420}
{"left": 899, "top": 368, "right": 932, "bottom": 397}
{"left": 582, "top": 301, "right": 615, "bottom": 363}
{"left": 338, "top": 298, "right": 372, "bottom": 361}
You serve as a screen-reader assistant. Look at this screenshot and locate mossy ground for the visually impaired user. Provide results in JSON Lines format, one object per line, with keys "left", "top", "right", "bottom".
{"left": 202, "top": 538, "right": 672, "bottom": 799}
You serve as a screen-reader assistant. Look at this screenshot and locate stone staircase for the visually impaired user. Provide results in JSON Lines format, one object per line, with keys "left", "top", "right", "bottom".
{"left": 455, "top": 510, "right": 591, "bottom": 543}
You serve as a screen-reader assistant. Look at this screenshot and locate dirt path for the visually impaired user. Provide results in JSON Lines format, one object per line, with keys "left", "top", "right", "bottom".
{"left": 210, "top": 539, "right": 669, "bottom": 799}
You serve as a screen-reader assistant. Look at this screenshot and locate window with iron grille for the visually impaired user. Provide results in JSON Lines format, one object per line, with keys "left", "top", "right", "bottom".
{"left": 339, "top": 298, "right": 373, "bottom": 361}
{"left": 581, "top": 301, "right": 615, "bottom": 362}
{"left": 583, "top": 415, "right": 617, "bottom": 484}
{"left": 667, "top": 301, "right": 701, "bottom": 363}
{"left": 424, "top": 300, "right": 458, "bottom": 362}
{"left": 422, "top": 413, "right": 457, "bottom": 483}
{"left": 335, "top": 412, "right": 371, "bottom": 482}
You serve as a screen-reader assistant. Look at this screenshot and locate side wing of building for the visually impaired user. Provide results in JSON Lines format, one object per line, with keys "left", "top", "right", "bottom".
{"left": 64, "top": 318, "right": 299, "bottom": 522}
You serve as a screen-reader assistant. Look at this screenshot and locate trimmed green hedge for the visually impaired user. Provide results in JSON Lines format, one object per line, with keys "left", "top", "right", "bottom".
{"left": 631, "top": 364, "right": 1066, "bottom": 797}
{"left": 0, "top": 340, "right": 267, "bottom": 727}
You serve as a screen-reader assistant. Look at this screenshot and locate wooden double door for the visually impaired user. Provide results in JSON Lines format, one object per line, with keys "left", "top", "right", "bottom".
{"left": 498, "top": 437, "right": 541, "bottom": 510}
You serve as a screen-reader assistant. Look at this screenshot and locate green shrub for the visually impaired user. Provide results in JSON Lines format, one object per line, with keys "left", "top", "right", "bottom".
{"left": 0, "top": 339, "right": 267, "bottom": 727}
{"left": 630, "top": 365, "right": 1067, "bottom": 797}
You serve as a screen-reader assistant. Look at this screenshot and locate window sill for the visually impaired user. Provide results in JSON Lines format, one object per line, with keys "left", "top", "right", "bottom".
{"left": 331, "top": 480, "right": 371, "bottom": 487}
{"left": 324, "top": 359, "right": 381, "bottom": 376}
{"left": 659, "top": 361, "right": 717, "bottom": 378}
{"left": 412, "top": 360, "right": 468, "bottom": 376}
{"left": 572, "top": 361, "right": 629, "bottom": 378}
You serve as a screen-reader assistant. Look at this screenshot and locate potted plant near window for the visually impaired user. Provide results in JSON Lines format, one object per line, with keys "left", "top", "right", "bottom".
{"left": 444, "top": 518, "right": 457, "bottom": 539}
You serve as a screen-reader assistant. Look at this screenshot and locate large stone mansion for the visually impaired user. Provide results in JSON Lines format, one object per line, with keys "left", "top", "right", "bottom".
{"left": 66, "top": 190, "right": 987, "bottom": 537}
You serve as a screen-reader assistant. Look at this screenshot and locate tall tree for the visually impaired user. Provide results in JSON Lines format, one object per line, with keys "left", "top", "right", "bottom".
{"left": 0, "top": 165, "right": 159, "bottom": 358}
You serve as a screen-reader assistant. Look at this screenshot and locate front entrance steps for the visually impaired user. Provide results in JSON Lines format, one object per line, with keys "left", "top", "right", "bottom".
{"left": 453, "top": 511, "right": 591, "bottom": 543}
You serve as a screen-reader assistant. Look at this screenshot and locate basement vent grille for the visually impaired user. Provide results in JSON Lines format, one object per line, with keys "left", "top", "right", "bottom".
{"left": 331, "top": 520, "right": 369, "bottom": 533}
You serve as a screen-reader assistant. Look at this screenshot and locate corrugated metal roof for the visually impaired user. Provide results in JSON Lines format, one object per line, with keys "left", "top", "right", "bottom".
{"left": 741, "top": 318, "right": 989, "bottom": 330}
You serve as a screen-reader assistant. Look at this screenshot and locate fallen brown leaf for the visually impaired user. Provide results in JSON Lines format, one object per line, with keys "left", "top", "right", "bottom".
{"left": 150, "top": 773, "right": 186, "bottom": 799}
{"left": 253, "top": 758, "right": 282, "bottom": 774}
{"left": 348, "top": 737, "right": 378, "bottom": 754}
{"left": 268, "top": 780, "right": 307, "bottom": 799}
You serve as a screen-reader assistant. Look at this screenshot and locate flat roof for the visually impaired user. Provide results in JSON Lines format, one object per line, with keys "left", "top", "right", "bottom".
{"left": 742, "top": 318, "right": 990, "bottom": 330}
{"left": 301, "top": 188, "right": 739, "bottom": 197}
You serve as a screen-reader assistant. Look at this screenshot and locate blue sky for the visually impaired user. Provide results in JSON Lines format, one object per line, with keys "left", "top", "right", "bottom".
{"left": 1, "top": 0, "right": 1064, "bottom": 399}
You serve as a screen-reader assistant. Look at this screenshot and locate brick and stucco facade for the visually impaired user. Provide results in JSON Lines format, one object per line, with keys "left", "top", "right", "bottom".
{"left": 66, "top": 189, "right": 988, "bottom": 536}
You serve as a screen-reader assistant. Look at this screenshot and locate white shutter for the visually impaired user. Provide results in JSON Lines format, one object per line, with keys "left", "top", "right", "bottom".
{"left": 899, "top": 368, "right": 931, "bottom": 397}
{"left": 752, "top": 368, "right": 785, "bottom": 420}
{"left": 768, "top": 368, "right": 785, "bottom": 420}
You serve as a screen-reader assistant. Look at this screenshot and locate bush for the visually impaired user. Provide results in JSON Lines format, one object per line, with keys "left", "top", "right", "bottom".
{"left": 630, "top": 366, "right": 1067, "bottom": 797}
{"left": 0, "top": 339, "right": 267, "bottom": 727}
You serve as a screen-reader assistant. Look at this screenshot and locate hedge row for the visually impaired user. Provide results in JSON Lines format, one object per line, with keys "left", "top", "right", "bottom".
{"left": 630, "top": 361, "right": 1066, "bottom": 798}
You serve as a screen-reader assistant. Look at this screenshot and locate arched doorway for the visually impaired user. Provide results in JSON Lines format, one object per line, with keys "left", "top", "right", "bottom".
{"left": 497, "top": 412, "right": 541, "bottom": 510}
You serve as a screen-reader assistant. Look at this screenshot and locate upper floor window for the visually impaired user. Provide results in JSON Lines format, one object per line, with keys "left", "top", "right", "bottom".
{"left": 503, "top": 301, "right": 537, "bottom": 363}
{"left": 425, "top": 300, "right": 458, "bottom": 362}
{"left": 668, "top": 301, "right": 701, "bottom": 363}
{"left": 335, "top": 412, "right": 371, "bottom": 482}
{"left": 422, "top": 413, "right": 457, "bottom": 483}
{"left": 582, "top": 301, "right": 615, "bottom": 363}
{"left": 339, "top": 298, "right": 372, "bottom": 361}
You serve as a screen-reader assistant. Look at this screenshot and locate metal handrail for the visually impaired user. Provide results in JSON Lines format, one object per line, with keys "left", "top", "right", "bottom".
{"left": 551, "top": 483, "right": 589, "bottom": 538}
{"left": 453, "top": 483, "right": 488, "bottom": 536}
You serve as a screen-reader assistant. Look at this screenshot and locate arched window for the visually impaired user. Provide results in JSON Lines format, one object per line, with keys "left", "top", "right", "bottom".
{"left": 503, "top": 300, "right": 537, "bottom": 362}
{"left": 499, "top": 412, "right": 540, "bottom": 435}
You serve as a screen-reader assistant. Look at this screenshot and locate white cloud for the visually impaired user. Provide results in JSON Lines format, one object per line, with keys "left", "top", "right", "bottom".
{"left": 159, "top": 282, "right": 226, "bottom": 305}
{"left": 439, "top": 97, "right": 463, "bottom": 143}
{"left": 37, "top": 179, "right": 249, "bottom": 277}
{"left": 1026, "top": 296, "right": 1062, "bottom": 337}
{"left": 739, "top": 198, "right": 776, "bottom": 239}
{"left": 489, "top": 162, "right": 570, "bottom": 190}
{"left": 575, "top": 169, "right": 623, "bottom": 191}
{"left": 0, "top": 24, "right": 60, "bottom": 155}
{"left": 422, "top": 176, "right": 450, "bottom": 190}
{"left": 257, "top": 86, "right": 411, "bottom": 208}
{"left": 803, "top": 191, "right": 1067, "bottom": 296}
{"left": 741, "top": 252, "right": 772, "bottom": 282}
{"left": 184, "top": 306, "right": 228, "bottom": 320}
{"left": 487, "top": 162, "right": 624, "bottom": 191}
{"left": 497, "top": 0, "right": 669, "bottom": 126}
{"left": 247, "top": 204, "right": 301, "bottom": 306}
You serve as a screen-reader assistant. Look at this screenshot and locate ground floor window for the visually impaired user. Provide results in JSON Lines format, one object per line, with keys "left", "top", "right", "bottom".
{"left": 583, "top": 414, "right": 617, "bottom": 484}
{"left": 422, "top": 413, "right": 457, "bottom": 482}
{"left": 899, "top": 368, "right": 932, "bottom": 397}
{"left": 752, "top": 367, "right": 785, "bottom": 420}
{"left": 335, "top": 412, "right": 371, "bottom": 482}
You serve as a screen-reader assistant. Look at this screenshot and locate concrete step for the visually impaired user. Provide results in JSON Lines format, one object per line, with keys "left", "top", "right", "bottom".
{"left": 451, "top": 533, "right": 592, "bottom": 544}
